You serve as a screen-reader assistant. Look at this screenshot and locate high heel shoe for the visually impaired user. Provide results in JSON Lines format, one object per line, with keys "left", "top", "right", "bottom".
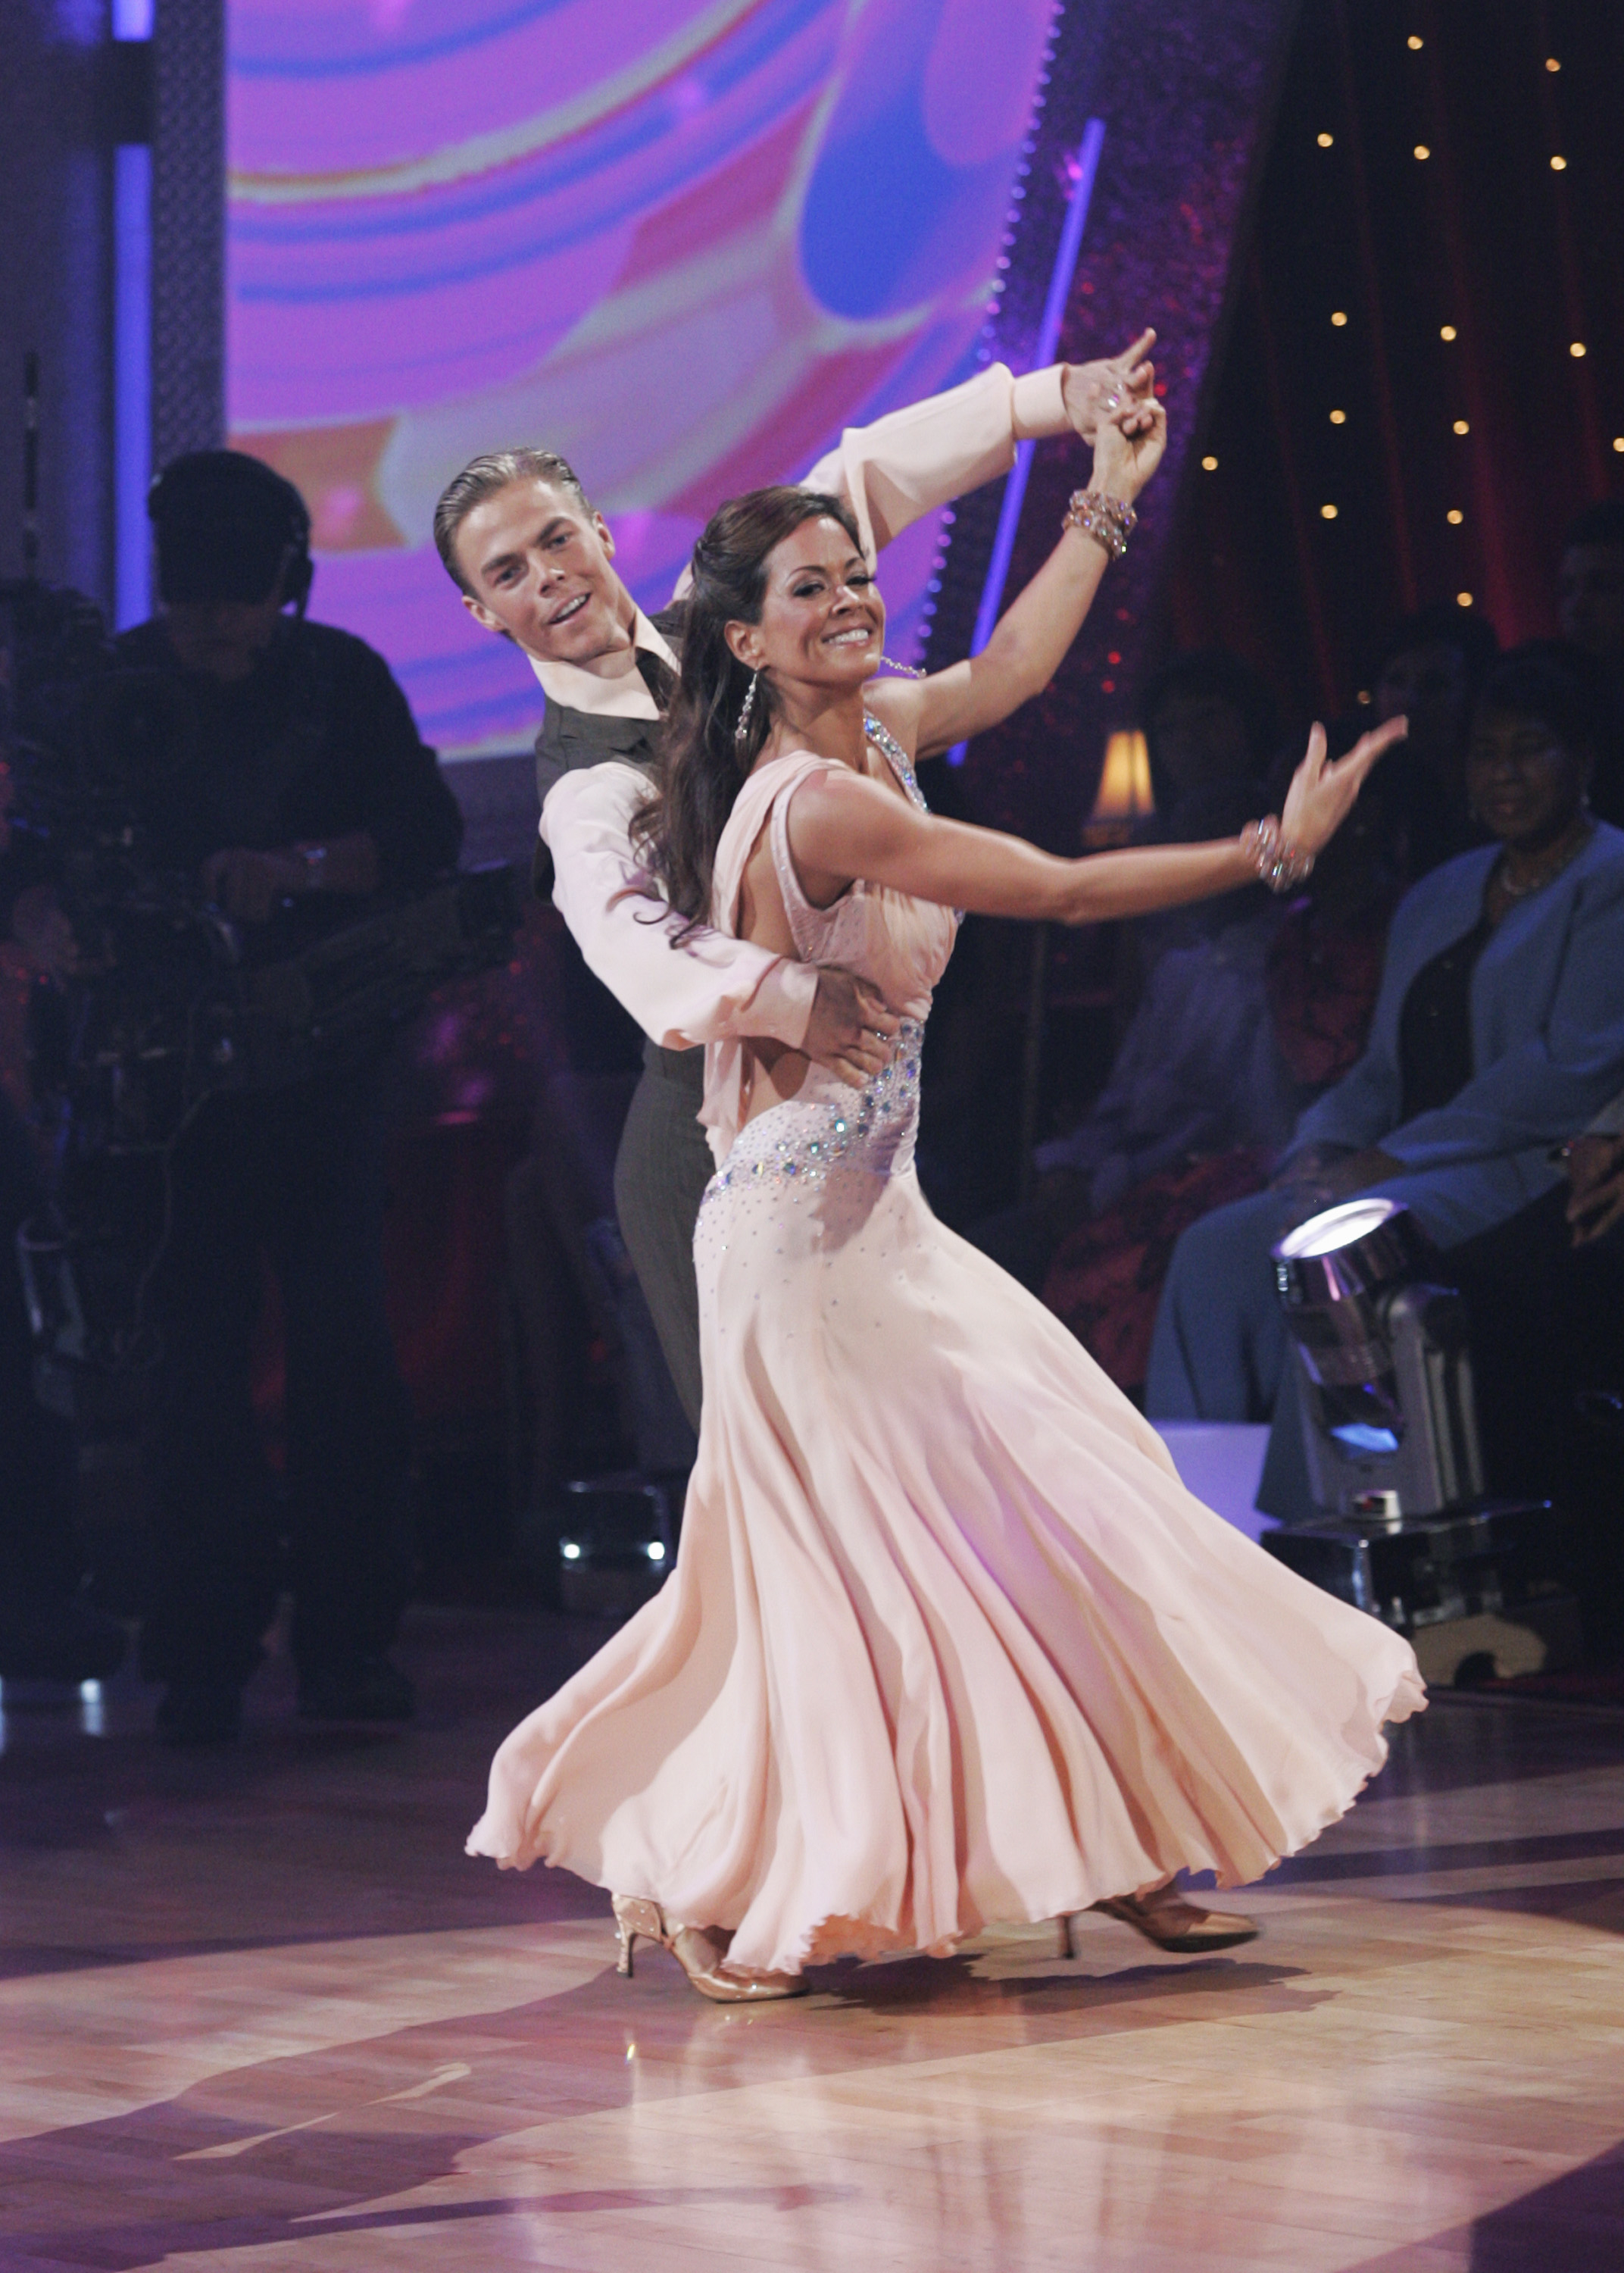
{"left": 611, "top": 1895, "right": 807, "bottom": 2003}
{"left": 1077, "top": 1881, "right": 1260, "bottom": 1956}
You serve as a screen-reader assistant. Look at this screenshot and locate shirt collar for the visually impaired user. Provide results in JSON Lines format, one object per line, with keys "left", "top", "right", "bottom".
{"left": 526, "top": 608, "right": 678, "bottom": 721}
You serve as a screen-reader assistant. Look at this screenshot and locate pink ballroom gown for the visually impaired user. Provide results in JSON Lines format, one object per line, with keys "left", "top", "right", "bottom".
{"left": 468, "top": 733, "right": 1426, "bottom": 1977}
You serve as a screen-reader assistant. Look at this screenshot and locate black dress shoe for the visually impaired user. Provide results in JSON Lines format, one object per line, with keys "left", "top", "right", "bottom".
{"left": 0, "top": 1599, "right": 129, "bottom": 1685}
{"left": 156, "top": 1681, "right": 244, "bottom": 1747}
{"left": 297, "top": 1656, "right": 415, "bottom": 1723}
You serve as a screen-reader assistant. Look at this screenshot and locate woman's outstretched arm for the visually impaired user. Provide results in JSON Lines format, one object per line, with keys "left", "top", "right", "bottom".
{"left": 787, "top": 719, "right": 1408, "bottom": 926}
{"left": 870, "top": 394, "right": 1166, "bottom": 761}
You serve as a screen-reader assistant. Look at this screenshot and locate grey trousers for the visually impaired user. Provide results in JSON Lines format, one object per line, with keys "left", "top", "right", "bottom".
{"left": 612, "top": 1043, "right": 713, "bottom": 1431}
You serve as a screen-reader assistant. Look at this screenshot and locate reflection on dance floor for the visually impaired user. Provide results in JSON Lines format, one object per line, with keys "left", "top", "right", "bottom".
{"left": 2, "top": 1607, "right": 1622, "bottom": 2270}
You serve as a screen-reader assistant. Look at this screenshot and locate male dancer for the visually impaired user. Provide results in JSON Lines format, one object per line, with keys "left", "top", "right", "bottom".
{"left": 435, "top": 338, "right": 1157, "bottom": 1424}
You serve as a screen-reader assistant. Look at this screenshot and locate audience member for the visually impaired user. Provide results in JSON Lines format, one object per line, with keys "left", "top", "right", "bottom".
{"left": 1145, "top": 645, "right": 1624, "bottom": 1512}
{"left": 1260, "top": 604, "right": 1498, "bottom": 1097}
{"left": 1358, "top": 605, "right": 1499, "bottom": 876}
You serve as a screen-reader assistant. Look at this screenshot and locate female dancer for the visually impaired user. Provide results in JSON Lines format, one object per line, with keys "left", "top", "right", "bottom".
{"left": 469, "top": 402, "right": 1423, "bottom": 2000}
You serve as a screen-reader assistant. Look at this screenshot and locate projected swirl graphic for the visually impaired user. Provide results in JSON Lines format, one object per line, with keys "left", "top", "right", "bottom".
{"left": 228, "top": 0, "right": 1056, "bottom": 755}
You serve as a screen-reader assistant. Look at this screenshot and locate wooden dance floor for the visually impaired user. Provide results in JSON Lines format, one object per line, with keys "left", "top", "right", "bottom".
{"left": 3, "top": 1603, "right": 1622, "bottom": 2271}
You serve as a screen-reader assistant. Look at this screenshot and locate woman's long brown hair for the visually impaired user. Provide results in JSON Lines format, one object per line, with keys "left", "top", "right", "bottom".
{"left": 633, "top": 485, "right": 865, "bottom": 934}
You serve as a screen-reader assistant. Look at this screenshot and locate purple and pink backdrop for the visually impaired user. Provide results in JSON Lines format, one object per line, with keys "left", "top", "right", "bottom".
{"left": 225, "top": 0, "right": 1062, "bottom": 758}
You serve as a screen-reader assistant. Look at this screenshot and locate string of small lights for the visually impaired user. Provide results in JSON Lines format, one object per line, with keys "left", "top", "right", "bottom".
{"left": 1179, "top": 2, "right": 1620, "bottom": 720}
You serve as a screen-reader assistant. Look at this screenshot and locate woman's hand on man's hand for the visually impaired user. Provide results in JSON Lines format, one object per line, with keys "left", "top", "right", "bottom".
{"left": 1090, "top": 392, "right": 1168, "bottom": 505}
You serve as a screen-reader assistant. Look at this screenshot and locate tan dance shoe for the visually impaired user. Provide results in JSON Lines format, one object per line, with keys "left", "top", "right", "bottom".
{"left": 611, "top": 1895, "right": 808, "bottom": 2003}
{"left": 1079, "top": 1881, "right": 1260, "bottom": 1956}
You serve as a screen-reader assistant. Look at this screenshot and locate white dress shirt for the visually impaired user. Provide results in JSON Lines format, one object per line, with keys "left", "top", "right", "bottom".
{"left": 532, "top": 361, "right": 1072, "bottom": 1053}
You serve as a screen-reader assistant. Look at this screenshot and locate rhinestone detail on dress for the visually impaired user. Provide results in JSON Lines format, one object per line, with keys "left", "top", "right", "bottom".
{"left": 864, "top": 711, "right": 928, "bottom": 810}
{"left": 699, "top": 1016, "right": 926, "bottom": 1215}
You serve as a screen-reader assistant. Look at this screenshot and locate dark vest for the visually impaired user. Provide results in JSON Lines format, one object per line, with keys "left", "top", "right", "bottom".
{"left": 531, "top": 617, "right": 698, "bottom": 1095}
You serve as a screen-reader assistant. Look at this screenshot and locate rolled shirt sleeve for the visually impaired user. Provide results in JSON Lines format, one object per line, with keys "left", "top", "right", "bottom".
{"left": 542, "top": 762, "right": 817, "bottom": 1052}
{"left": 798, "top": 362, "right": 1072, "bottom": 561}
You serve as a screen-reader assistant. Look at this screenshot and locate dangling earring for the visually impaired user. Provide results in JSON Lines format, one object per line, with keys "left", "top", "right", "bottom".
{"left": 734, "top": 670, "right": 759, "bottom": 746}
{"left": 879, "top": 655, "right": 926, "bottom": 679}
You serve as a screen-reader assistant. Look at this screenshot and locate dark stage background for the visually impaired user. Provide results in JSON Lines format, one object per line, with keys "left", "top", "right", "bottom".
{"left": 1170, "top": 0, "right": 1624, "bottom": 717}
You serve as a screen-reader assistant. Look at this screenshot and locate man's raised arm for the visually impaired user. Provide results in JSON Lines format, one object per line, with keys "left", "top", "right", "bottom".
{"left": 798, "top": 331, "right": 1157, "bottom": 561}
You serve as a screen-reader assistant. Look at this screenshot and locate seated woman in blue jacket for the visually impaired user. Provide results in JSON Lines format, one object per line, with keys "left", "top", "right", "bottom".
{"left": 1146, "top": 645, "right": 1624, "bottom": 1511}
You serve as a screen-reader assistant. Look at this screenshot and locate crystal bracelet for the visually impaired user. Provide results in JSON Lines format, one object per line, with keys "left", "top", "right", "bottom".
{"left": 1240, "top": 815, "right": 1315, "bottom": 893}
{"left": 1062, "top": 488, "right": 1137, "bottom": 561}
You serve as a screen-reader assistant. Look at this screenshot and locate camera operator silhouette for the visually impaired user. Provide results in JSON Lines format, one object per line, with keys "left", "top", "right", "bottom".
{"left": 8, "top": 452, "right": 463, "bottom": 1742}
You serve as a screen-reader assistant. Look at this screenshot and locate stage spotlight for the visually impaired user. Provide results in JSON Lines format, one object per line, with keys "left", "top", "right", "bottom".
{"left": 1265, "top": 1201, "right": 1580, "bottom": 1679}
{"left": 1270, "top": 1198, "right": 1482, "bottom": 1520}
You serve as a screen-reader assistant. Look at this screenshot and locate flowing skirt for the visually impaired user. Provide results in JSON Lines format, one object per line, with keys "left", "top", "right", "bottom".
{"left": 469, "top": 1093, "right": 1423, "bottom": 1977}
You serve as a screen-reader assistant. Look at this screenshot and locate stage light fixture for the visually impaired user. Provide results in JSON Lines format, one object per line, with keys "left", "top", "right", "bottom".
{"left": 1266, "top": 1202, "right": 1580, "bottom": 1673}
{"left": 1440, "top": 325, "right": 1457, "bottom": 341}
{"left": 1453, "top": 419, "right": 1469, "bottom": 434}
{"left": 1413, "top": 144, "right": 1430, "bottom": 161}
{"left": 1331, "top": 311, "right": 1348, "bottom": 327}
{"left": 1551, "top": 155, "right": 1567, "bottom": 171}
{"left": 1447, "top": 508, "right": 1463, "bottom": 524}
{"left": 1407, "top": 34, "right": 1423, "bottom": 49}
{"left": 1329, "top": 408, "right": 1347, "bottom": 424}
{"left": 1545, "top": 55, "right": 1560, "bottom": 71}
{"left": 1201, "top": 454, "right": 1219, "bottom": 470}
{"left": 1317, "top": 133, "right": 1334, "bottom": 148}
{"left": 1271, "top": 1199, "right": 1482, "bottom": 1519}
{"left": 1457, "top": 592, "right": 1473, "bottom": 607}
{"left": 1321, "top": 504, "right": 1338, "bottom": 520}
{"left": 1570, "top": 341, "right": 1587, "bottom": 358}
{"left": 1614, "top": 438, "right": 1624, "bottom": 454}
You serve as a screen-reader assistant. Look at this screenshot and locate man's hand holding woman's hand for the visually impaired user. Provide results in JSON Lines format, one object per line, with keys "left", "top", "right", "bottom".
{"left": 1063, "top": 330, "right": 1159, "bottom": 443}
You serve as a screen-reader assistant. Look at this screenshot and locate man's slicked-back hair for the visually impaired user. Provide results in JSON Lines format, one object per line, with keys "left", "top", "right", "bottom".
{"left": 433, "top": 447, "right": 594, "bottom": 596}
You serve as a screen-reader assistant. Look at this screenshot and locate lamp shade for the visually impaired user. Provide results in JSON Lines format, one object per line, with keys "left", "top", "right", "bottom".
{"left": 1089, "top": 729, "right": 1154, "bottom": 824}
